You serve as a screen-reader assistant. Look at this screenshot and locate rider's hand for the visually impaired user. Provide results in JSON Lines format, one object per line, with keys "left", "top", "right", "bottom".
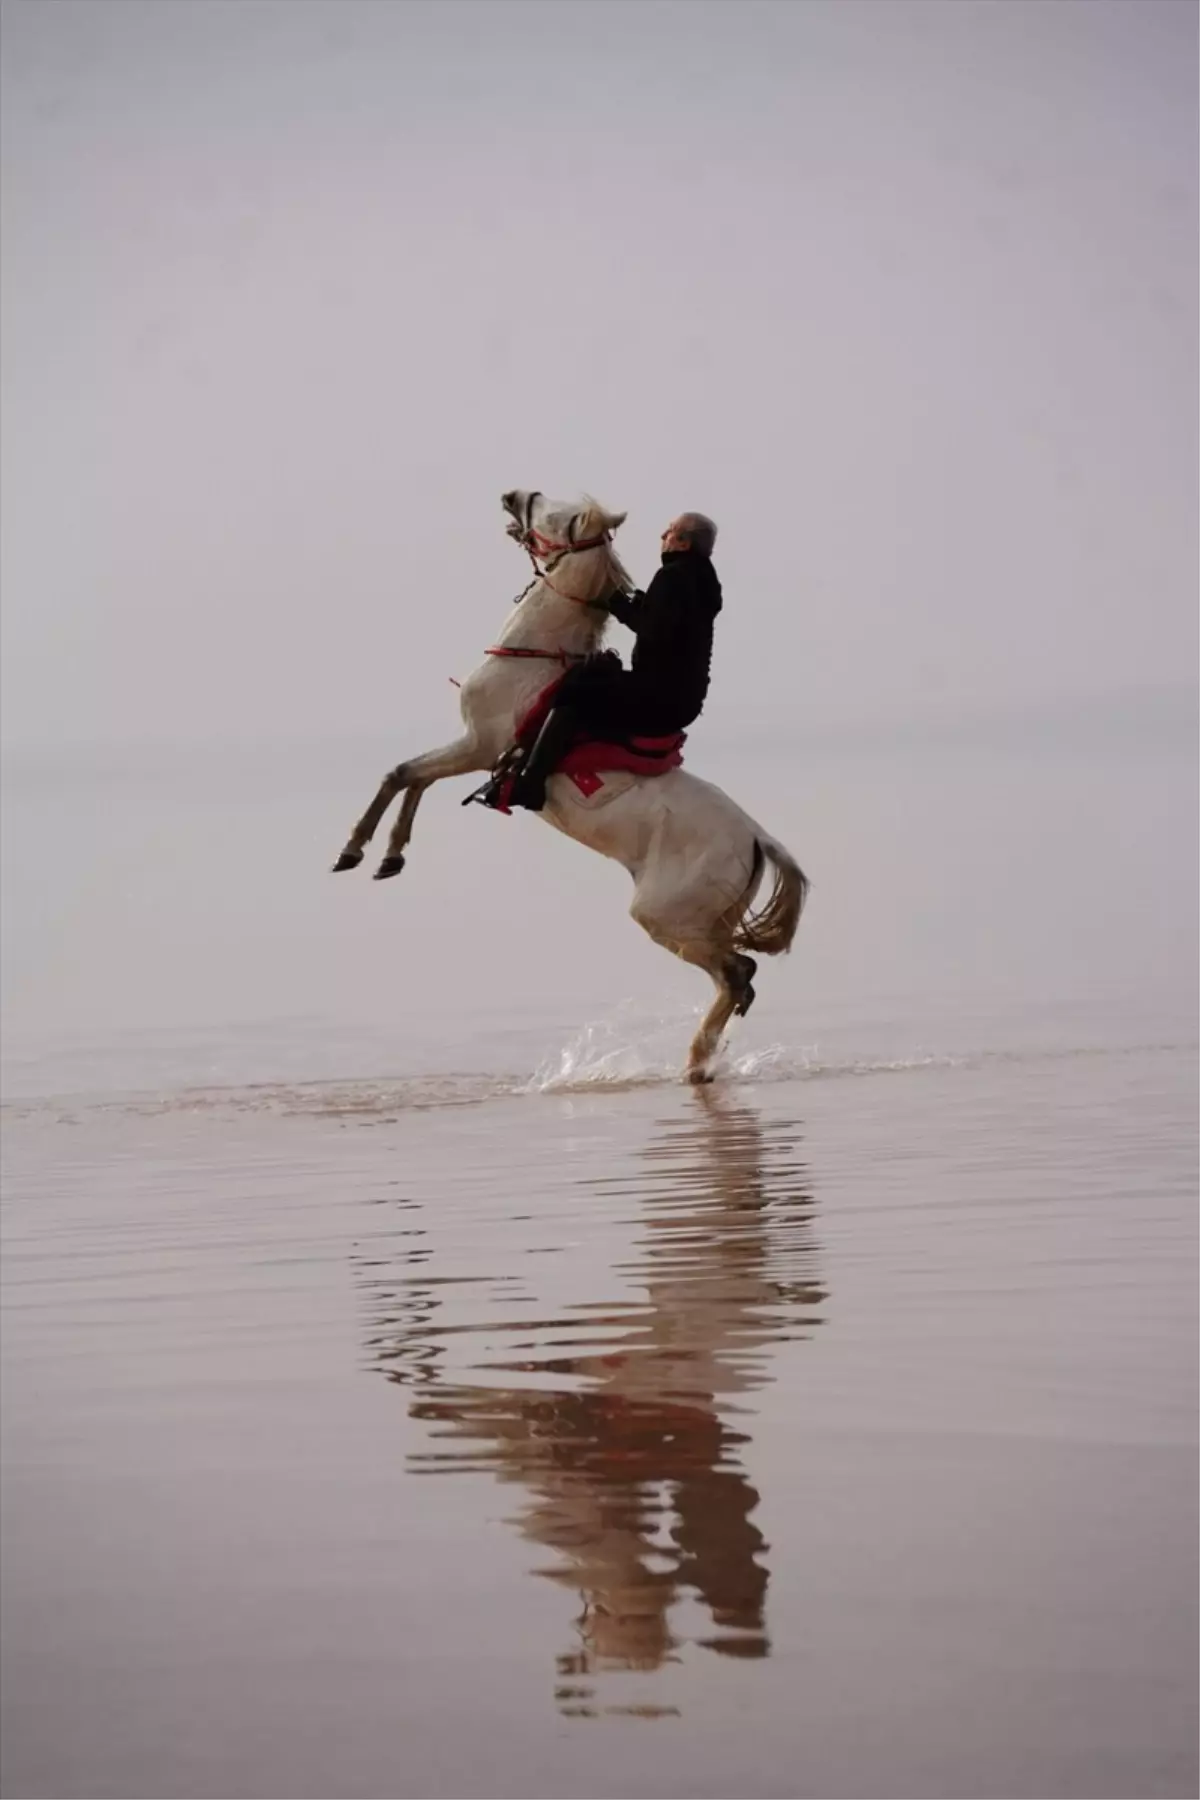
{"left": 584, "top": 649, "right": 622, "bottom": 674}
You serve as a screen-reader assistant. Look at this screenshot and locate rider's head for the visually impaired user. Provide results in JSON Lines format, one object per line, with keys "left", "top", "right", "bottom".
{"left": 662, "top": 513, "right": 717, "bottom": 557}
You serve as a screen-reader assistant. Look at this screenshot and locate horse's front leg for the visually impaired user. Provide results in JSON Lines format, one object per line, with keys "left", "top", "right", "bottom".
{"left": 332, "top": 764, "right": 411, "bottom": 872}
{"left": 373, "top": 733, "right": 493, "bottom": 879}
{"left": 331, "top": 733, "right": 487, "bottom": 877}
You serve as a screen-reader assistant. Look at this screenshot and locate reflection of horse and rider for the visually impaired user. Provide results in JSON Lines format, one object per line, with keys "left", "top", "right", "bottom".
{"left": 332, "top": 492, "right": 808, "bottom": 1083}
{"left": 356, "top": 1092, "right": 824, "bottom": 1712}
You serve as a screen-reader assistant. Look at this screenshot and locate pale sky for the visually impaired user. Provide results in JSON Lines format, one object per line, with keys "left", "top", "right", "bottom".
{"left": 2, "top": 0, "right": 1196, "bottom": 753}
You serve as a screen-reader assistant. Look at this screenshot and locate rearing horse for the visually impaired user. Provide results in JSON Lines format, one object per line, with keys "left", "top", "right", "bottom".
{"left": 332, "top": 491, "right": 808, "bottom": 1081}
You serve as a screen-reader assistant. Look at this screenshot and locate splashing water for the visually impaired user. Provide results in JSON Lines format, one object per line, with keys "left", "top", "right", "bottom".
{"left": 521, "top": 1001, "right": 961, "bottom": 1095}
{"left": 525, "top": 1003, "right": 703, "bottom": 1092}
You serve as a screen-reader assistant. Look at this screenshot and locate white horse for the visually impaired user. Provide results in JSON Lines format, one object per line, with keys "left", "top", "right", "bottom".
{"left": 332, "top": 490, "right": 808, "bottom": 1081}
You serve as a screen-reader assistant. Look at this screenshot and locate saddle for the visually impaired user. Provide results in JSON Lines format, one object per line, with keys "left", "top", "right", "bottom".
{"left": 465, "top": 678, "right": 686, "bottom": 813}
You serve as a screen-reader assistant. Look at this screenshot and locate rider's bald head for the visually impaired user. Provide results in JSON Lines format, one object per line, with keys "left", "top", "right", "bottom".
{"left": 663, "top": 513, "right": 718, "bottom": 556}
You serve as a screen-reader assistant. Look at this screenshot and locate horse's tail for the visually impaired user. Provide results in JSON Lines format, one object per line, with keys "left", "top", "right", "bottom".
{"left": 732, "top": 834, "right": 809, "bottom": 957}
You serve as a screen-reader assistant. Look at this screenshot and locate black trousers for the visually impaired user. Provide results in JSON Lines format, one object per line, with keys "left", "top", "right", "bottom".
{"left": 557, "top": 662, "right": 685, "bottom": 742}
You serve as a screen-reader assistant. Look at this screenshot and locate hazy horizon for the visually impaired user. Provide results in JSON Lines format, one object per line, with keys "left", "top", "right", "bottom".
{"left": 2, "top": 0, "right": 1197, "bottom": 1080}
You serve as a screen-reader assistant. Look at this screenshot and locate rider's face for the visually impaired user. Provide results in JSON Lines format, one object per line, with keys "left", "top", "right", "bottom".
{"left": 661, "top": 518, "right": 690, "bottom": 553}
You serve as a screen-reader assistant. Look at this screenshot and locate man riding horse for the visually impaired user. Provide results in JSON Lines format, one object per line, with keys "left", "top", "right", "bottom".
{"left": 332, "top": 487, "right": 805, "bottom": 1083}
{"left": 504, "top": 511, "right": 723, "bottom": 811}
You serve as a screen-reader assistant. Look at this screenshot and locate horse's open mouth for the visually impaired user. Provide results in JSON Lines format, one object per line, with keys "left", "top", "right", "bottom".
{"left": 502, "top": 490, "right": 539, "bottom": 540}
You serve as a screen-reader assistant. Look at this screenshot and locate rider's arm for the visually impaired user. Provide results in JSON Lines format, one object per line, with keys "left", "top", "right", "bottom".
{"left": 604, "top": 588, "right": 647, "bottom": 631}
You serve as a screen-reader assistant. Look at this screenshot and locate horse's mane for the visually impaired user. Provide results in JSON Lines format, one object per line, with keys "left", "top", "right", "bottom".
{"left": 604, "top": 540, "right": 636, "bottom": 596}
{"left": 580, "top": 493, "right": 635, "bottom": 595}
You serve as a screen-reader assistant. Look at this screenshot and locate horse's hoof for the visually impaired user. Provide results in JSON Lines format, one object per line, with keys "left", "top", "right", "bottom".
{"left": 735, "top": 982, "right": 757, "bottom": 1019}
{"left": 731, "top": 954, "right": 758, "bottom": 1017}
{"left": 687, "top": 1065, "right": 717, "bottom": 1087}
{"left": 373, "top": 854, "right": 406, "bottom": 881}
{"left": 331, "top": 850, "right": 364, "bottom": 873}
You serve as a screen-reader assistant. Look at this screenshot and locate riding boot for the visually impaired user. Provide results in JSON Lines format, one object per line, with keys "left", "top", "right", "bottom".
{"left": 508, "top": 705, "right": 579, "bottom": 811}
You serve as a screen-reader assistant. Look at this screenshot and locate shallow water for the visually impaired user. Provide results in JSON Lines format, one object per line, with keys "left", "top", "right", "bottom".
{"left": 3, "top": 1037, "right": 1196, "bottom": 1799}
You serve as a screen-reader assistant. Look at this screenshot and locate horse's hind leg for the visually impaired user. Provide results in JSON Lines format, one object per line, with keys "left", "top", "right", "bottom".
{"left": 730, "top": 953, "right": 757, "bottom": 1017}
{"left": 631, "top": 900, "right": 746, "bottom": 1083}
{"left": 684, "top": 950, "right": 761, "bottom": 1082}
{"left": 687, "top": 971, "right": 738, "bottom": 1083}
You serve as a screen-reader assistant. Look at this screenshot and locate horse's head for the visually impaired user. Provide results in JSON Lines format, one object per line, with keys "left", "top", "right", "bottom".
{"left": 501, "top": 490, "right": 631, "bottom": 603}
{"left": 501, "top": 490, "right": 627, "bottom": 556}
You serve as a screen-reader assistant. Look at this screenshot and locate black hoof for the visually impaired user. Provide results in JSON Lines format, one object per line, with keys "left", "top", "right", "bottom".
{"left": 331, "top": 850, "right": 363, "bottom": 873}
{"left": 731, "top": 954, "right": 758, "bottom": 1017}
{"left": 373, "top": 855, "right": 406, "bottom": 881}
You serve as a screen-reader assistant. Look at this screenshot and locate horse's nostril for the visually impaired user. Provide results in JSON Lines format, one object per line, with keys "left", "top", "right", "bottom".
{"left": 502, "top": 490, "right": 516, "bottom": 508}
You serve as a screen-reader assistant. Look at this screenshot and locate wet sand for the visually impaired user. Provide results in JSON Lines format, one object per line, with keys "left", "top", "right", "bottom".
{"left": 1, "top": 1043, "right": 1195, "bottom": 1799}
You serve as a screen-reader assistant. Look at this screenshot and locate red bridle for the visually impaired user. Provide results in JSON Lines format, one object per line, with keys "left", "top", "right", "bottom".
{"left": 486, "top": 518, "right": 615, "bottom": 663}
{"left": 525, "top": 526, "right": 609, "bottom": 559}
{"left": 521, "top": 526, "right": 612, "bottom": 602}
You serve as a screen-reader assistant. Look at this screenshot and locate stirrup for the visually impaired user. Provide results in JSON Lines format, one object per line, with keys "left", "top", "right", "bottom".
{"left": 462, "top": 773, "right": 508, "bottom": 810}
{"left": 463, "top": 744, "right": 525, "bottom": 811}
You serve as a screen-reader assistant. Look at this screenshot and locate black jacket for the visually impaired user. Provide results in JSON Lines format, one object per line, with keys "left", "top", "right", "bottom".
{"left": 605, "top": 549, "right": 723, "bottom": 730}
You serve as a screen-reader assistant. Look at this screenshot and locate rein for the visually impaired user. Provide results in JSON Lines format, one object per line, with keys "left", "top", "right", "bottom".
{"left": 489, "top": 517, "right": 618, "bottom": 664}
{"left": 521, "top": 527, "right": 611, "bottom": 603}
{"left": 486, "top": 645, "right": 585, "bottom": 667}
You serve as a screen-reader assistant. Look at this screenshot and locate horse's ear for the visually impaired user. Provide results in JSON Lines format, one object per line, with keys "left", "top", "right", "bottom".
{"left": 603, "top": 509, "right": 627, "bottom": 532}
